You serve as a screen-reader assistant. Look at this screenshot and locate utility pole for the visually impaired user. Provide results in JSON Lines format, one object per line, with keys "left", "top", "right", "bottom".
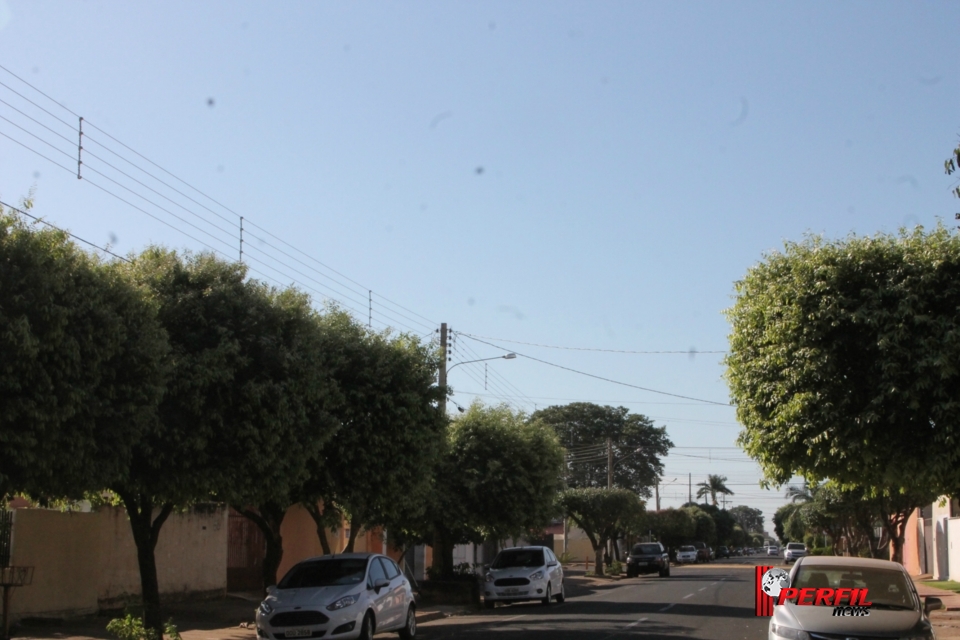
{"left": 607, "top": 438, "right": 613, "bottom": 489}
{"left": 655, "top": 483, "right": 660, "bottom": 511}
{"left": 439, "top": 323, "right": 448, "bottom": 416}
{"left": 688, "top": 473, "right": 692, "bottom": 504}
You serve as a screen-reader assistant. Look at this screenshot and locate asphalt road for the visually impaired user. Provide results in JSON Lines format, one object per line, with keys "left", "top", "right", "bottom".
{"left": 414, "top": 558, "right": 773, "bottom": 640}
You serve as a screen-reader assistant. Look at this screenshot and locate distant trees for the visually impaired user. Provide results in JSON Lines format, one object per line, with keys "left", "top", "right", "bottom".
{"left": 534, "top": 403, "right": 672, "bottom": 499}
{"left": 559, "top": 488, "right": 644, "bottom": 576}
{"left": 725, "top": 227, "right": 960, "bottom": 561}
{"left": 728, "top": 506, "right": 764, "bottom": 534}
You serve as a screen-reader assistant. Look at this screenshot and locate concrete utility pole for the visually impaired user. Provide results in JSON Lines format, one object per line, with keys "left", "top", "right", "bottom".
{"left": 655, "top": 483, "right": 660, "bottom": 511}
{"left": 439, "top": 323, "right": 448, "bottom": 415}
{"left": 688, "top": 473, "right": 692, "bottom": 504}
{"left": 607, "top": 438, "right": 613, "bottom": 489}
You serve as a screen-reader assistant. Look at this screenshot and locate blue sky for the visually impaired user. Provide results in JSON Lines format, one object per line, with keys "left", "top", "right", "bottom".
{"left": 1, "top": 1, "right": 957, "bottom": 530}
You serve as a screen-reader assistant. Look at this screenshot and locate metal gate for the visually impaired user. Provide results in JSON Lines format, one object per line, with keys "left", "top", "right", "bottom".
{"left": 227, "top": 509, "right": 265, "bottom": 591}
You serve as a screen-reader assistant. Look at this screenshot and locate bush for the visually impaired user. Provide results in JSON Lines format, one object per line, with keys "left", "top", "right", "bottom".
{"left": 557, "top": 551, "right": 574, "bottom": 565}
{"left": 106, "top": 615, "right": 182, "bottom": 640}
{"left": 809, "top": 546, "right": 834, "bottom": 556}
{"left": 610, "top": 560, "right": 622, "bottom": 576}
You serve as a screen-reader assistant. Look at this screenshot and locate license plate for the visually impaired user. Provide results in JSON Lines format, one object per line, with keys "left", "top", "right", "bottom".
{"left": 636, "top": 562, "right": 648, "bottom": 566}
{"left": 286, "top": 629, "right": 312, "bottom": 638}
{"left": 503, "top": 589, "right": 519, "bottom": 595}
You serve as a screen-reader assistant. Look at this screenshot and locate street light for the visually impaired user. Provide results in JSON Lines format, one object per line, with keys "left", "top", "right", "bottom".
{"left": 446, "top": 353, "right": 516, "bottom": 373}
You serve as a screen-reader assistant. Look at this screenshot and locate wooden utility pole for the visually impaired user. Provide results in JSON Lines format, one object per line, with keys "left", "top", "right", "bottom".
{"left": 688, "top": 473, "right": 692, "bottom": 504}
{"left": 607, "top": 438, "right": 613, "bottom": 489}
{"left": 439, "top": 323, "right": 447, "bottom": 415}
{"left": 655, "top": 483, "right": 660, "bottom": 511}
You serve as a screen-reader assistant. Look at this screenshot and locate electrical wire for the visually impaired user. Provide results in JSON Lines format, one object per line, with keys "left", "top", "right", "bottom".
{"left": 456, "top": 332, "right": 727, "bottom": 355}
{"left": 0, "top": 199, "right": 131, "bottom": 263}
{"left": 459, "top": 334, "right": 730, "bottom": 406}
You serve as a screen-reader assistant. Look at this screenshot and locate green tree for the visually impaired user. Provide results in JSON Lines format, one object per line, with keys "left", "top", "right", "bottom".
{"left": 681, "top": 505, "right": 717, "bottom": 546}
{"left": 728, "top": 506, "right": 764, "bottom": 534}
{"left": 559, "top": 487, "right": 644, "bottom": 576}
{"left": 725, "top": 228, "right": 956, "bottom": 561}
{"left": 297, "top": 317, "right": 446, "bottom": 556}
{"left": 113, "top": 250, "right": 340, "bottom": 630}
{"left": 0, "top": 208, "right": 167, "bottom": 501}
{"left": 645, "top": 508, "right": 695, "bottom": 551}
{"left": 533, "top": 403, "right": 672, "bottom": 498}
{"left": 429, "top": 403, "right": 565, "bottom": 578}
{"left": 695, "top": 474, "right": 734, "bottom": 507}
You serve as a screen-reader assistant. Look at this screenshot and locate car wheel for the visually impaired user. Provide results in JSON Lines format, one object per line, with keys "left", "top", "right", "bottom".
{"left": 399, "top": 605, "right": 416, "bottom": 639}
{"left": 541, "top": 583, "right": 552, "bottom": 606}
{"left": 659, "top": 565, "right": 670, "bottom": 578}
{"left": 358, "top": 611, "right": 375, "bottom": 640}
{"left": 555, "top": 581, "right": 565, "bottom": 603}
{"left": 484, "top": 600, "right": 495, "bottom": 610}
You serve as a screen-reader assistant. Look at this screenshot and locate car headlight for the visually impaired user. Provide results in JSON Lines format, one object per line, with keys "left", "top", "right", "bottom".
{"left": 529, "top": 571, "right": 544, "bottom": 581}
{"left": 259, "top": 601, "right": 273, "bottom": 616}
{"left": 485, "top": 573, "right": 494, "bottom": 582}
{"left": 326, "top": 594, "right": 359, "bottom": 611}
{"left": 769, "top": 622, "right": 810, "bottom": 640}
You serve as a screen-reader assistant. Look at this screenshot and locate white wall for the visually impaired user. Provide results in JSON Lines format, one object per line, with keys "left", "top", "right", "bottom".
{"left": 948, "top": 517, "right": 960, "bottom": 583}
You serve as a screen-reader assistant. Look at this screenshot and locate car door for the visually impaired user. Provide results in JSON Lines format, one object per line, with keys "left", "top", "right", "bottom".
{"left": 377, "top": 557, "right": 407, "bottom": 630}
{"left": 366, "top": 556, "right": 393, "bottom": 629}
{"left": 545, "top": 548, "right": 562, "bottom": 593}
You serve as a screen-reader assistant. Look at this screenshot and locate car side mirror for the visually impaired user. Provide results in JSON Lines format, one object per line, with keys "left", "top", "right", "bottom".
{"left": 266, "top": 585, "right": 277, "bottom": 596}
{"left": 373, "top": 578, "right": 390, "bottom": 593}
{"left": 547, "top": 561, "right": 558, "bottom": 568}
{"left": 925, "top": 596, "right": 944, "bottom": 614}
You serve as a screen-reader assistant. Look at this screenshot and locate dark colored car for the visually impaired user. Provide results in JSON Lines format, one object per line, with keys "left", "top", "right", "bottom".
{"left": 692, "top": 541, "right": 711, "bottom": 563}
{"left": 716, "top": 546, "right": 730, "bottom": 559}
{"left": 625, "top": 542, "right": 670, "bottom": 578}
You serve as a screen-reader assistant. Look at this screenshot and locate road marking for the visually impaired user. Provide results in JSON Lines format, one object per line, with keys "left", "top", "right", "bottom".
{"left": 710, "top": 581, "right": 719, "bottom": 585}
{"left": 500, "top": 614, "right": 526, "bottom": 623}
{"left": 625, "top": 617, "right": 649, "bottom": 629}
{"left": 683, "top": 593, "right": 694, "bottom": 599}
{"left": 659, "top": 603, "right": 675, "bottom": 612}
{"left": 698, "top": 586, "right": 707, "bottom": 591}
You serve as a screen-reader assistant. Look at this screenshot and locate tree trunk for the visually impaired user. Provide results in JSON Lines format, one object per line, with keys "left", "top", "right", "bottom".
{"left": 593, "top": 542, "right": 605, "bottom": 576}
{"left": 236, "top": 502, "right": 287, "bottom": 589}
{"left": 344, "top": 514, "right": 361, "bottom": 552}
{"left": 303, "top": 502, "right": 333, "bottom": 555}
{"left": 431, "top": 526, "right": 455, "bottom": 579}
{"left": 115, "top": 488, "right": 173, "bottom": 635}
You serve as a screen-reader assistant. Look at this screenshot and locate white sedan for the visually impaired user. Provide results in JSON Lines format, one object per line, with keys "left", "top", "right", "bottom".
{"left": 676, "top": 545, "right": 698, "bottom": 564}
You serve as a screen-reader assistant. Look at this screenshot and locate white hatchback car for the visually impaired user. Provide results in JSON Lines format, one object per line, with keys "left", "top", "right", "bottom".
{"left": 483, "top": 546, "right": 565, "bottom": 608}
{"left": 256, "top": 553, "right": 416, "bottom": 640}
{"left": 676, "top": 545, "right": 698, "bottom": 564}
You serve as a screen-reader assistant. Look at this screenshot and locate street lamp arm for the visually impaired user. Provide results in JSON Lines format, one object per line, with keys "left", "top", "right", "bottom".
{"left": 446, "top": 353, "right": 516, "bottom": 373}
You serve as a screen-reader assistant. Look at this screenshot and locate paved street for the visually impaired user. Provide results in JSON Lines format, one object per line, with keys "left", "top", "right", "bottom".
{"left": 415, "top": 560, "right": 769, "bottom": 640}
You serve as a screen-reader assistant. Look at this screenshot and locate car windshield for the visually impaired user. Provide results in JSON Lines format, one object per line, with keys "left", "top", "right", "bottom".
{"left": 679, "top": 546, "right": 696, "bottom": 552}
{"left": 492, "top": 549, "right": 545, "bottom": 569}
{"left": 277, "top": 558, "right": 368, "bottom": 589}
{"left": 786, "top": 543, "right": 805, "bottom": 550}
{"left": 631, "top": 544, "right": 662, "bottom": 555}
{"left": 792, "top": 566, "right": 916, "bottom": 609}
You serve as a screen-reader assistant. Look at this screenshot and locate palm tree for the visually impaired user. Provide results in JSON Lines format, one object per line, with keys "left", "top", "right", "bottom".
{"left": 695, "top": 474, "right": 734, "bottom": 507}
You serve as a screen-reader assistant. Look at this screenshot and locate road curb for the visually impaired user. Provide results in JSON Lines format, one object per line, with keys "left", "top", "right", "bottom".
{"left": 416, "top": 611, "right": 448, "bottom": 624}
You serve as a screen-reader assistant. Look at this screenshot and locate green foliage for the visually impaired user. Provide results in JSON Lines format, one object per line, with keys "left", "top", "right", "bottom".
{"left": 810, "top": 546, "right": 834, "bottom": 556}
{"left": 695, "top": 475, "right": 733, "bottom": 507}
{"left": 728, "top": 506, "right": 764, "bottom": 534}
{"left": 533, "top": 403, "right": 672, "bottom": 499}
{"left": 106, "top": 614, "right": 158, "bottom": 640}
{"left": 0, "top": 209, "right": 168, "bottom": 500}
{"left": 725, "top": 227, "right": 960, "bottom": 497}
{"left": 645, "top": 508, "right": 695, "bottom": 550}
{"left": 559, "top": 487, "right": 644, "bottom": 575}
{"left": 557, "top": 551, "right": 574, "bottom": 565}
{"left": 609, "top": 559, "right": 622, "bottom": 575}
{"left": 681, "top": 505, "right": 717, "bottom": 546}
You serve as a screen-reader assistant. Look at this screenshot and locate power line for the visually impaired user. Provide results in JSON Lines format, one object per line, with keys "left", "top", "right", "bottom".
{"left": 456, "top": 332, "right": 727, "bottom": 355}
{"left": 459, "top": 334, "right": 731, "bottom": 406}
{"left": 0, "top": 199, "right": 131, "bottom": 263}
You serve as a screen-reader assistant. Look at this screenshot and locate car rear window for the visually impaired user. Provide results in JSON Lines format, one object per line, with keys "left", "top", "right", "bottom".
{"left": 631, "top": 544, "right": 662, "bottom": 555}
{"left": 278, "top": 558, "right": 368, "bottom": 588}
{"left": 492, "top": 549, "right": 545, "bottom": 569}
{"left": 786, "top": 543, "right": 805, "bottom": 550}
{"left": 793, "top": 566, "right": 915, "bottom": 609}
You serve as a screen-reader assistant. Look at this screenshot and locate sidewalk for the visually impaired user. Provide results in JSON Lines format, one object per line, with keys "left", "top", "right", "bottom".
{"left": 910, "top": 575, "right": 960, "bottom": 640}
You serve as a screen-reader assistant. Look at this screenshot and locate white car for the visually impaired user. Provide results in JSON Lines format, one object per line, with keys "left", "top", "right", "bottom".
{"left": 483, "top": 546, "right": 565, "bottom": 608}
{"left": 256, "top": 553, "right": 416, "bottom": 640}
{"left": 767, "top": 545, "right": 779, "bottom": 556}
{"left": 676, "top": 545, "right": 698, "bottom": 564}
{"left": 783, "top": 542, "right": 807, "bottom": 563}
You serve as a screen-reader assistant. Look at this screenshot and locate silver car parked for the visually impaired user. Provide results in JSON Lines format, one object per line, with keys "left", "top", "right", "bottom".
{"left": 256, "top": 553, "right": 416, "bottom": 640}
{"left": 483, "top": 546, "right": 565, "bottom": 608}
{"left": 769, "top": 556, "right": 943, "bottom": 640}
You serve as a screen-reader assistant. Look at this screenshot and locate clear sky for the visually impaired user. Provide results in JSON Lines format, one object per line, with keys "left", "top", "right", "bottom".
{"left": 1, "top": 1, "right": 958, "bottom": 532}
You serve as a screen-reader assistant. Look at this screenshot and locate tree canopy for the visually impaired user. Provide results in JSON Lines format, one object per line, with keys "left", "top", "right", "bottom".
{"left": 533, "top": 403, "right": 672, "bottom": 498}
{"left": 559, "top": 487, "right": 644, "bottom": 576}
{"left": 695, "top": 474, "right": 734, "bottom": 507}
{"left": 0, "top": 209, "right": 167, "bottom": 500}
{"left": 728, "top": 505, "right": 764, "bottom": 534}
